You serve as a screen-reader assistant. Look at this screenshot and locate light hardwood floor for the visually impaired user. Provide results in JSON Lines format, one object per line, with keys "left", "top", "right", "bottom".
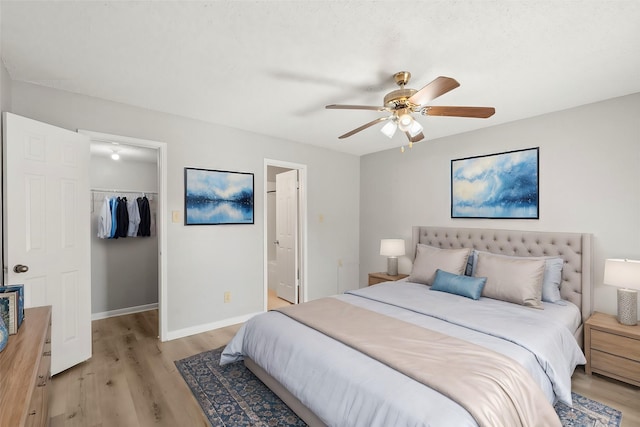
{"left": 50, "top": 310, "right": 640, "bottom": 427}
{"left": 268, "top": 288, "right": 293, "bottom": 310}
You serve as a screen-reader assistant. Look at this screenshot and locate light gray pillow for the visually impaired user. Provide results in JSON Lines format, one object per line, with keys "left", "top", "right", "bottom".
{"left": 408, "top": 244, "right": 471, "bottom": 285}
{"left": 471, "top": 250, "right": 564, "bottom": 303}
{"left": 475, "top": 251, "right": 545, "bottom": 309}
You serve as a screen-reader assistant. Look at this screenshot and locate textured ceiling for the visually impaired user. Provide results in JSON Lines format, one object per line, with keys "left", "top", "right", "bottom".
{"left": 2, "top": 1, "right": 640, "bottom": 156}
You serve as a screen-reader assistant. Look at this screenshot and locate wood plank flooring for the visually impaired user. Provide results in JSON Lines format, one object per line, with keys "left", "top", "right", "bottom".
{"left": 50, "top": 310, "right": 640, "bottom": 427}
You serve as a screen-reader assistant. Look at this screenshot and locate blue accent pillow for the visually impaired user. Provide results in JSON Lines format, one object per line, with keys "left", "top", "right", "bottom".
{"left": 431, "top": 269, "right": 487, "bottom": 300}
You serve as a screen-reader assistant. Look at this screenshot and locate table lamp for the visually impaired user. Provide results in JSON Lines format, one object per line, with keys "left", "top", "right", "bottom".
{"left": 380, "top": 239, "right": 405, "bottom": 276}
{"left": 603, "top": 258, "right": 640, "bottom": 326}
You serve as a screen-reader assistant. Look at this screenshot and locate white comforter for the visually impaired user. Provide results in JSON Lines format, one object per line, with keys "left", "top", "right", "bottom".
{"left": 221, "top": 281, "right": 585, "bottom": 427}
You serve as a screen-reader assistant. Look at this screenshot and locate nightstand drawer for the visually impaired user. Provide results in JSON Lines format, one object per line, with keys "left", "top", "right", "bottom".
{"left": 591, "top": 349, "right": 640, "bottom": 385}
{"left": 591, "top": 329, "right": 640, "bottom": 362}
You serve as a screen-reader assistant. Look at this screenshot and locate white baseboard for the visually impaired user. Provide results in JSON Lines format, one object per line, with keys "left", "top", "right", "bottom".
{"left": 92, "top": 303, "right": 158, "bottom": 321}
{"left": 164, "top": 311, "right": 262, "bottom": 342}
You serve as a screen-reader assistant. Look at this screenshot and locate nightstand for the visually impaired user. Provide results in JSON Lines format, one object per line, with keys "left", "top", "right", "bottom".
{"left": 584, "top": 311, "right": 640, "bottom": 387}
{"left": 368, "top": 272, "right": 409, "bottom": 286}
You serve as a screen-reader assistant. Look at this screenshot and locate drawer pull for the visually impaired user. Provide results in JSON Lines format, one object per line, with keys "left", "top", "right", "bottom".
{"left": 45, "top": 338, "right": 51, "bottom": 344}
{"left": 29, "top": 410, "right": 37, "bottom": 416}
{"left": 43, "top": 351, "right": 51, "bottom": 357}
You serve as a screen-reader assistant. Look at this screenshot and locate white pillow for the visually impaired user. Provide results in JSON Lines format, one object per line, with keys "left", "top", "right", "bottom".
{"left": 408, "top": 244, "right": 471, "bottom": 285}
{"left": 475, "top": 251, "right": 545, "bottom": 309}
{"left": 470, "top": 250, "right": 564, "bottom": 303}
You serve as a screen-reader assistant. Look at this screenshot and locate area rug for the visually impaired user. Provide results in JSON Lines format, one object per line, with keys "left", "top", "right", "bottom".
{"left": 176, "top": 347, "right": 622, "bottom": 427}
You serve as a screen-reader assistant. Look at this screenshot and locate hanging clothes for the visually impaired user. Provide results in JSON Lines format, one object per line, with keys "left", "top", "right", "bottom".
{"left": 137, "top": 196, "right": 151, "bottom": 237}
{"left": 127, "top": 197, "right": 141, "bottom": 237}
{"left": 115, "top": 197, "right": 129, "bottom": 238}
{"left": 94, "top": 192, "right": 155, "bottom": 239}
{"left": 109, "top": 197, "right": 119, "bottom": 239}
{"left": 97, "top": 196, "right": 112, "bottom": 238}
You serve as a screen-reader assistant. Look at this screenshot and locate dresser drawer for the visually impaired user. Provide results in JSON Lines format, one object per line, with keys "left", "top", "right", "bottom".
{"left": 25, "top": 382, "right": 49, "bottom": 427}
{"left": 591, "top": 329, "right": 640, "bottom": 362}
{"left": 591, "top": 349, "right": 640, "bottom": 385}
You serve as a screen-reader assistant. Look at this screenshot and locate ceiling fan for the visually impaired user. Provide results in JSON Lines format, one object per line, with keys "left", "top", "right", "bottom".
{"left": 326, "top": 71, "right": 495, "bottom": 151}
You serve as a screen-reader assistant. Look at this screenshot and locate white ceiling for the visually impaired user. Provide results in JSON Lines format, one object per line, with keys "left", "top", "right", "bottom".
{"left": 2, "top": 1, "right": 640, "bottom": 156}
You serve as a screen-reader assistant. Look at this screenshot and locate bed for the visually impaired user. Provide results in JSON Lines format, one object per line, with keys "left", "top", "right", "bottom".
{"left": 221, "top": 226, "right": 593, "bottom": 427}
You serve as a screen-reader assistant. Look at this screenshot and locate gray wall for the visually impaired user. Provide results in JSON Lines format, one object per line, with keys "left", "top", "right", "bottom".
{"left": 90, "top": 155, "right": 159, "bottom": 315}
{"left": 360, "top": 92, "right": 640, "bottom": 318}
{"left": 10, "top": 81, "right": 360, "bottom": 335}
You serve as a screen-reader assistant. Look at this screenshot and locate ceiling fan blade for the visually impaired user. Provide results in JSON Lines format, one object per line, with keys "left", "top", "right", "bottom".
{"left": 326, "top": 104, "right": 387, "bottom": 111}
{"left": 424, "top": 106, "right": 495, "bottom": 118}
{"left": 407, "top": 76, "right": 460, "bottom": 106}
{"left": 404, "top": 131, "right": 425, "bottom": 143}
{"left": 338, "top": 117, "right": 389, "bottom": 139}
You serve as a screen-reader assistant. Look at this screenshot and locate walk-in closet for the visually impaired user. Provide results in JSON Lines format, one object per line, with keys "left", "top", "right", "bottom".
{"left": 90, "top": 140, "right": 159, "bottom": 319}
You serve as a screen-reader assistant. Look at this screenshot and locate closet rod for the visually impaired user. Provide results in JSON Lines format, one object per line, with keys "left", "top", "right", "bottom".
{"left": 91, "top": 187, "right": 157, "bottom": 195}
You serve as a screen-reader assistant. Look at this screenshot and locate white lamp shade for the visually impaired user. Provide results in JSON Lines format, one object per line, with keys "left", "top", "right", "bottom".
{"left": 408, "top": 119, "right": 423, "bottom": 137}
{"left": 397, "top": 114, "right": 413, "bottom": 131}
{"left": 380, "top": 239, "right": 405, "bottom": 257}
{"left": 380, "top": 120, "right": 397, "bottom": 138}
{"left": 604, "top": 259, "right": 640, "bottom": 290}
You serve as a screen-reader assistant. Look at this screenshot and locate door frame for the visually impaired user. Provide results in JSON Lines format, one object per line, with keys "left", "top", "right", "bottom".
{"left": 80, "top": 130, "right": 169, "bottom": 341}
{"left": 264, "top": 159, "right": 307, "bottom": 311}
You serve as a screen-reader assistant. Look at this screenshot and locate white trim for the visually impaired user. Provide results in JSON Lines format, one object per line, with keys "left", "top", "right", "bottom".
{"left": 79, "top": 129, "right": 169, "bottom": 341}
{"left": 91, "top": 303, "right": 158, "bottom": 321}
{"left": 263, "top": 159, "right": 308, "bottom": 313}
{"left": 165, "top": 311, "right": 262, "bottom": 341}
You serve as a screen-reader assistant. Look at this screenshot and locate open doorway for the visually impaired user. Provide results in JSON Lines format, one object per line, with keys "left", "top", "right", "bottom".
{"left": 81, "top": 130, "right": 168, "bottom": 341}
{"left": 264, "top": 159, "right": 307, "bottom": 311}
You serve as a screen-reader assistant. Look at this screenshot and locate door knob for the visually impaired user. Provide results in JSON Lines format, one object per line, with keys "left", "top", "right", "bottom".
{"left": 13, "top": 264, "right": 29, "bottom": 273}
{"left": 274, "top": 240, "right": 280, "bottom": 245}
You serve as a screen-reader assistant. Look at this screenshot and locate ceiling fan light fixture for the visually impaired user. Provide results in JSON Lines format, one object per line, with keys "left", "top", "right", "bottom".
{"left": 380, "top": 120, "right": 398, "bottom": 138}
{"left": 397, "top": 114, "right": 413, "bottom": 131}
{"left": 408, "top": 120, "right": 423, "bottom": 138}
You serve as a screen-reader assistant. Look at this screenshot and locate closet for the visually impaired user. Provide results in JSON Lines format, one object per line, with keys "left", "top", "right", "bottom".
{"left": 90, "top": 142, "right": 159, "bottom": 318}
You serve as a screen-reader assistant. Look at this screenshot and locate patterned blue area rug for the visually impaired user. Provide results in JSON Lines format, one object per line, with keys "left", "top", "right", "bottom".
{"left": 176, "top": 347, "right": 622, "bottom": 427}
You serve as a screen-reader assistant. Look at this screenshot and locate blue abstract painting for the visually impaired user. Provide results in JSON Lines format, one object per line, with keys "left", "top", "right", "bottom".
{"left": 184, "top": 168, "right": 254, "bottom": 225}
{"left": 451, "top": 148, "right": 539, "bottom": 219}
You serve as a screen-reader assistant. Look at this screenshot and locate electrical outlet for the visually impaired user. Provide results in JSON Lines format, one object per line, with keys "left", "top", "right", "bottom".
{"left": 224, "top": 291, "right": 231, "bottom": 303}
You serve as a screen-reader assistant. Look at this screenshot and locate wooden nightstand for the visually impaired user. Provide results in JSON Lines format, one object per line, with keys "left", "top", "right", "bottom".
{"left": 584, "top": 311, "right": 640, "bottom": 387}
{"left": 368, "top": 272, "right": 408, "bottom": 286}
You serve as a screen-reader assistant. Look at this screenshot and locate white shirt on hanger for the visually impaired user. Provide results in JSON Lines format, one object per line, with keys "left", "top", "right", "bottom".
{"left": 97, "top": 196, "right": 112, "bottom": 238}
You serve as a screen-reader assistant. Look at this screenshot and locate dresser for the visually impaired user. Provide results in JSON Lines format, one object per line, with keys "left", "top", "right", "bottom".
{"left": 584, "top": 311, "right": 640, "bottom": 387}
{"left": 368, "top": 272, "right": 409, "bottom": 286}
{"left": 0, "top": 306, "right": 52, "bottom": 427}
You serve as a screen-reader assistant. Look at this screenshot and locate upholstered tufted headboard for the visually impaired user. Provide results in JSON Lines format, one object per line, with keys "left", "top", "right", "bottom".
{"left": 411, "top": 226, "right": 593, "bottom": 326}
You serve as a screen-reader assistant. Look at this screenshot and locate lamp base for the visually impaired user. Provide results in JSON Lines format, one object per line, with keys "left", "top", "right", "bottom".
{"left": 617, "top": 288, "right": 638, "bottom": 326}
{"left": 386, "top": 257, "right": 398, "bottom": 276}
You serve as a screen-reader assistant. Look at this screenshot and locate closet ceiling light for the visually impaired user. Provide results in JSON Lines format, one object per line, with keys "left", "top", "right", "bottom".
{"left": 111, "top": 151, "right": 120, "bottom": 160}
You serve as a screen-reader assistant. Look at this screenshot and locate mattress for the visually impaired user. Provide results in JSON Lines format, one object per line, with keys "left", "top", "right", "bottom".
{"left": 221, "top": 281, "right": 585, "bottom": 426}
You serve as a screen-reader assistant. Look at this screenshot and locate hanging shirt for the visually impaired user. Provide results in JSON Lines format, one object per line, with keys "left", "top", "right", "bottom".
{"left": 97, "top": 196, "right": 112, "bottom": 239}
{"left": 116, "top": 197, "right": 129, "bottom": 238}
{"left": 109, "top": 197, "right": 119, "bottom": 239}
{"left": 127, "top": 198, "right": 141, "bottom": 237}
{"left": 137, "top": 196, "right": 151, "bottom": 237}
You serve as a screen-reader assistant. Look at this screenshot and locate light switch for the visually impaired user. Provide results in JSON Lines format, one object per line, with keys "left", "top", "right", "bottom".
{"left": 172, "top": 211, "right": 181, "bottom": 223}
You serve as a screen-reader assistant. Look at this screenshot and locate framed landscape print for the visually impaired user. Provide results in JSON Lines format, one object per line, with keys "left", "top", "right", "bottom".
{"left": 451, "top": 147, "right": 539, "bottom": 219}
{"left": 184, "top": 168, "right": 254, "bottom": 225}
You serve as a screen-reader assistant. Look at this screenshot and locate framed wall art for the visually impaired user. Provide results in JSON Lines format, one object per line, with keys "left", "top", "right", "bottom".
{"left": 184, "top": 167, "right": 254, "bottom": 225}
{"left": 451, "top": 147, "right": 539, "bottom": 219}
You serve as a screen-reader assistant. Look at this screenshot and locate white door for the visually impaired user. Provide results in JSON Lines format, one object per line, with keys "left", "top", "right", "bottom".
{"left": 276, "top": 170, "right": 298, "bottom": 303}
{"left": 3, "top": 113, "right": 91, "bottom": 375}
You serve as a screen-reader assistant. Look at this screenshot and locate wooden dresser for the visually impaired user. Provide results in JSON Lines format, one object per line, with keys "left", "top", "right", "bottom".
{"left": 0, "top": 306, "right": 52, "bottom": 427}
{"left": 584, "top": 311, "right": 640, "bottom": 387}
